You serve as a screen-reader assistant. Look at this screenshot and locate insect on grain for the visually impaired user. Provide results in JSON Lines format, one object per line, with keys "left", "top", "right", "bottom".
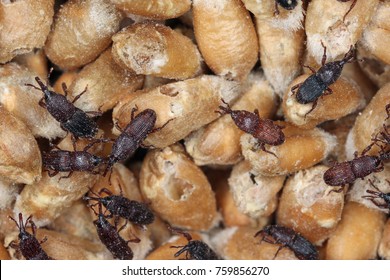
{"left": 362, "top": 179, "right": 390, "bottom": 212}
{"left": 103, "top": 106, "right": 173, "bottom": 177}
{"left": 83, "top": 181, "right": 155, "bottom": 227}
{"left": 89, "top": 203, "right": 139, "bottom": 260}
{"left": 274, "top": 0, "right": 298, "bottom": 16}
{"left": 255, "top": 225, "right": 318, "bottom": 260}
{"left": 291, "top": 43, "right": 355, "bottom": 117}
{"left": 216, "top": 99, "right": 285, "bottom": 158}
{"left": 167, "top": 224, "right": 221, "bottom": 260}
{"left": 8, "top": 213, "right": 53, "bottom": 260}
{"left": 323, "top": 144, "right": 390, "bottom": 192}
{"left": 25, "top": 69, "right": 101, "bottom": 139}
{"left": 42, "top": 138, "right": 105, "bottom": 179}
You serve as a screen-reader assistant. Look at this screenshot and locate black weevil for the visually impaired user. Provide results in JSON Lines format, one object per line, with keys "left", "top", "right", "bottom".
{"left": 291, "top": 43, "right": 355, "bottom": 116}
{"left": 26, "top": 72, "right": 100, "bottom": 139}
{"left": 255, "top": 225, "right": 318, "bottom": 260}
{"left": 8, "top": 213, "right": 53, "bottom": 260}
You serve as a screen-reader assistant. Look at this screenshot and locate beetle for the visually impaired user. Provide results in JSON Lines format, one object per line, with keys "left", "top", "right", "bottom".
{"left": 167, "top": 224, "right": 221, "bottom": 260}
{"left": 103, "top": 106, "right": 172, "bottom": 177}
{"left": 216, "top": 99, "right": 285, "bottom": 157}
{"left": 25, "top": 72, "right": 100, "bottom": 139}
{"left": 323, "top": 147, "right": 390, "bottom": 192}
{"left": 291, "top": 43, "right": 355, "bottom": 116}
{"left": 8, "top": 213, "right": 53, "bottom": 260}
{"left": 274, "top": 0, "right": 298, "bottom": 16}
{"left": 338, "top": 0, "right": 357, "bottom": 22}
{"left": 83, "top": 184, "right": 155, "bottom": 226}
{"left": 42, "top": 138, "right": 105, "bottom": 179}
{"left": 254, "top": 225, "right": 318, "bottom": 260}
{"left": 90, "top": 203, "right": 139, "bottom": 260}
{"left": 362, "top": 179, "right": 390, "bottom": 212}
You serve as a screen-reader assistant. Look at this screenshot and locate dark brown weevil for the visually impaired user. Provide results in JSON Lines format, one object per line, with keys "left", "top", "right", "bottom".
{"left": 8, "top": 213, "right": 53, "bottom": 260}
{"left": 25, "top": 71, "right": 100, "bottom": 139}
{"left": 255, "top": 225, "right": 318, "bottom": 260}
{"left": 42, "top": 138, "right": 105, "bottom": 179}
{"left": 323, "top": 147, "right": 390, "bottom": 192}
{"left": 216, "top": 99, "right": 285, "bottom": 157}
{"left": 90, "top": 203, "right": 139, "bottom": 260}
{"left": 167, "top": 224, "right": 221, "bottom": 260}
{"left": 83, "top": 184, "right": 154, "bottom": 226}
{"left": 291, "top": 43, "right": 355, "bottom": 116}
{"left": 103, "top": 106, "right": 173, "bottom": 177}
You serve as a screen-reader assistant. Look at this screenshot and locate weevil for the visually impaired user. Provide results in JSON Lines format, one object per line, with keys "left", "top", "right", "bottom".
{"left": 255, "top": 225, "right": 318, "bottom": 260}
{"left": 274, "top": 0, "right": 298, "bottom": 15}
{"left": 167, "top": 224, "right": 221, "bottom": 260}
{"left": 216, "top": 99, "right": 285, "bottom": 157}
{"left": 338, "top": 0, "right": 357, "bottom": 22}
{"left": 362, "top": 179, "right": 390, "bottom": 212}
{"left": 323, "top": 146, "right": 390, "bottom": 192}
{"left": 90, "top": 203, "right": 139, "bottom": 260}
{"left": 103, "top": 106, "right": 172, "bottom": 177}
{"left": 8, "top": 213, "right": 53, "bottom": 260}
{"left": 83, "top": 183, "right": 154, "bottom": 226}
{"left": 25, "top": 72, "right": 100, "bottom": 139}
{"left": 42, "top": 138, "right": 105, "bottom": 179}
{"left": 291, "top": 43, "right": 355, "bottom": 116}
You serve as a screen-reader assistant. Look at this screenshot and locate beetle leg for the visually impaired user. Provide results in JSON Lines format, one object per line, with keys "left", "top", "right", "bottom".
{"left": 98, "top": 188, "right": 113, "bottom": 196}
{"left": 303, "top": 99, "right": 318, "bottom": 118}
{"left": 273, "top": 245, "right": 288, "bottom": 259}
{"left": 117, "top": 218, "right": 126, "bottom": 232}
{"left": 131, "top": 105, "right": 139, "bottom": 121}
{"left": 84, "top": 138, "right": 111, "bottom": 152}
{"left": 29, "top": 219, "right": 37, "bottom": 236}
{"left": 150, "top": 117, "right": 176, "bottom": 134}
{"left": 61, "top": 83, "right": 69, "bottom": 98}
{"left": 126, "top": 231, "right": 141, "bottom": 244}
{"left": 342, "top": 0, "right": 357, "bottom": 22}
{"left": 323, "top": 87, "right": 333, "bottom": 96}
{"left": 258, "top": 142, "right": 278, "bottom": 158}
{"left": 374, "top": 163, "right": 384, "bottom": 173}
{"left": 329, "top": 186, "right": 345, "bottom": 194}
{"left": 38, "top": 97, "right": 47, "bottom": 109}
{"left": 7, "top": 240, "right": 19, "bottom": 250}
{"left": 366, "top": 198, "right": 388, "bottom": 210}
{"left": 320, "top": 41, "right": 327, "bottom": 66}
{"left": 71, "top": 85, "right": 88, "bottom": 104}
{"left": 58, "top": 171, "right": 73, "bottom": 181}
{"left": 167, "top": 223, "right": 193, "bottom": 242}
{"left": 290, "top": 83, "right": 302, "bottom": 95}
{"left": 47, "top": 170, "right": 59, "bottom": 177}
{"left": 39, "top": 236, "right": 48, "bottom": 245}
{"left": 25, "top": 83, "right": 42, "bottom": 91}
{"left": 85, "top": 110, "right": 103, "bottom": 117}
{"left": 113, "top": 119, "right": 124, "bottom": 133}
{"left": 302, "top": 64, "right": 316, "bottom": 74}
